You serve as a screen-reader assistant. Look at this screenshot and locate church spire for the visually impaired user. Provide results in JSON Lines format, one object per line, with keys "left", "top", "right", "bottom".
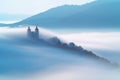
{"left": 35, "top": 26, "right": 39, "bottom": 39}
{"left": 28, "top": 26, "right": 31, "bottom": 31}
{"left": 27, "top": 26, "right": 39, "bottom": 39}
{"left": 27, "top": 26, "right": 31, "bottom": 37}
{"left": 35, "top": 26, "right": 38, "bottom": 30}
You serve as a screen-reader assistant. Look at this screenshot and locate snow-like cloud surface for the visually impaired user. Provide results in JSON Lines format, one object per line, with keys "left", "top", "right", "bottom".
{"left": 0, "top": 27, "right": 120, "bottom": 80}
{"left": 60, "top": 32, "right": 120, "bottom": 51}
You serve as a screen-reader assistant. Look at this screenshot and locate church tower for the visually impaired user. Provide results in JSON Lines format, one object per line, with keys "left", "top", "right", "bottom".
{"left": 35, "top": 26, "right": 39, "bottom": 39}
{"left": 27, "top": 26, "right": 31, "bottom": 37}
{"left": 27, "top": 26, "right": 39, "bottom": 39}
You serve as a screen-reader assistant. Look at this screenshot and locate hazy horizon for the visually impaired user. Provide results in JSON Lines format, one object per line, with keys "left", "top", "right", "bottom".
{"left": 0, "top": 0, "right": 94, "bottom": 23}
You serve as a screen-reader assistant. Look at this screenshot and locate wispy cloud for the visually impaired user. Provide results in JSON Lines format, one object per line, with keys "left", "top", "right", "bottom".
{"left": 60, "top": 32, "right": 120, "bottom": 51}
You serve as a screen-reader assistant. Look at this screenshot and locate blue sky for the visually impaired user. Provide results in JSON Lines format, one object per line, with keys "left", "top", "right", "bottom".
{"left": 0, "top": 0, "right": 94, "bottom": 23}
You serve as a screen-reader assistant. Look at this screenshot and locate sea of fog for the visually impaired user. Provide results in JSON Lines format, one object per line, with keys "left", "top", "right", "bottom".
{"left": 0, "top": 27, "right": 120, "bottom": 80}
{"left": 60, "top": 31, "right": 120, "bottom": 64}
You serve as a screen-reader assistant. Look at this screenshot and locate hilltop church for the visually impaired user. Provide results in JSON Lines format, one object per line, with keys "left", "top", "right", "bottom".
{"left": 27, "top": 26, "right": 39, "bottom": 39}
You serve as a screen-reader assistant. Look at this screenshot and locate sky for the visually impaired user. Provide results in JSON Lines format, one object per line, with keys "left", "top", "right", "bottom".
{"left": 0, "top": 0, "right": 95, "bottom": 23}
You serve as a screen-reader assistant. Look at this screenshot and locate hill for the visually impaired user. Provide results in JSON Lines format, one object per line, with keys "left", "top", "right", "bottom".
{"left": 13, "top": 0, "right": 120, "bottom": 29}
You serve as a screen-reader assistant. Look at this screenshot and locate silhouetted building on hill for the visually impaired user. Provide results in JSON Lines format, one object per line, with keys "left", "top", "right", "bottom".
{"left": 27, "top": 26, "right": 39, "bottom": 39}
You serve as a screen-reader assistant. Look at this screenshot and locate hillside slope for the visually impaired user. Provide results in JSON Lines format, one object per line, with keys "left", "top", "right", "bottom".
{"left": 13, "top": 0, "right": 120, "bottom": 29}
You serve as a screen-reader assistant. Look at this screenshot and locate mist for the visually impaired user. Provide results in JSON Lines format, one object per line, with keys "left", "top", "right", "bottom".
{"left": 60, "top": 32, "right": 120, "bottom": 64}
{"left": 0, "top": 27, "right": 120, "bottom": 80}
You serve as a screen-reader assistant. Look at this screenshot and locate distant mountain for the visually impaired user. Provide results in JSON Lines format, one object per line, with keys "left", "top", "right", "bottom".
{"left": 14, "top": 5, "right": 82, "bottom": 27}
{"left": 12, "top": 0, "right": 120, "bottom": 29}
